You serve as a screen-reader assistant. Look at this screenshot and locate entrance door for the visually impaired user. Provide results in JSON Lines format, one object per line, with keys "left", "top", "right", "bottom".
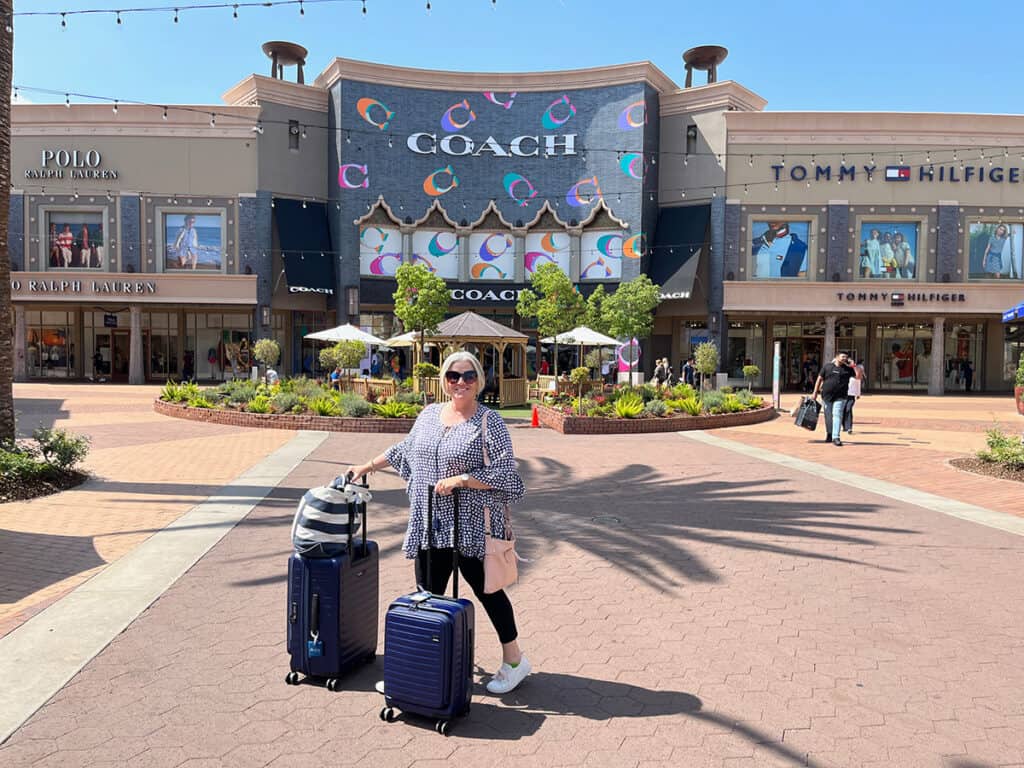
{"left": 782, "top": 338, "right": 822, "bottom": 391}
{"left": 111, "top": 331, "right": 131, "bottom": 381}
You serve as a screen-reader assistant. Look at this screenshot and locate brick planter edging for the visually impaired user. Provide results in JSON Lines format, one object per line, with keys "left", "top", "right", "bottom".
{"left": 534, "top": 403, "right": 777, "bottom": 435}
{"left": 154, "top": 399, "right": 416, "bottom": 433}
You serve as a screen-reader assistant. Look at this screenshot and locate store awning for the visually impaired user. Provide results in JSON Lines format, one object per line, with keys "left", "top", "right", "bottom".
{"left": 275, "top": 198, "right": 335, "bottom": 295}
{"left": 648, "top": 204, "right": 710, "bottom": 301}
{"left": 1004, "top": 302, "right": 1024, "bottom": 323}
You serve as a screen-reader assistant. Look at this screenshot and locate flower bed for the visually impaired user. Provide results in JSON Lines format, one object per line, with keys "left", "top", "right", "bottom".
{"left": 533, "top": 382, "right": 775, "bottom": 434}
{"left": 534, "top": 402, "right": 776, "bottom": 434}
{"left": 154, "top": 378, "right": 422, "bottom": 433}
{"left": 155, "top": 399, "right": 417, "bottom": 433}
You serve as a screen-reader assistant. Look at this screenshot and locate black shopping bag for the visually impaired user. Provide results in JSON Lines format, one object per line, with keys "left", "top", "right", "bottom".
{"left": 794, "top": 397, "right": 820, "bottom": 431}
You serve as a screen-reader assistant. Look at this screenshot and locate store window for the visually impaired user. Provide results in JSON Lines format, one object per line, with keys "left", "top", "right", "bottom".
{"left": 875, "top": 323, "right": 934, "bottom": 390}
{"left": 42, "top": 210, "right": 106, "bottom": 270}
{"left": 856, "top": 221, "right": 920, "bottom": 280}
{"left": 293, "top": 311, "right": 330, "bottom": 377}
{"left": 185, "top": 312, "right": 252, "bottom": 381}
{"left": 750, "top": 220, "right": 810, "bottom": 279}
{"left": 524, "top": 231, "right": 571, "bottom": 279}
{"left": 25, "top": 310, "right": 76, "bottom": 378}
{"left": 468, "top": 231, "right": 515, "bottom": 281}
{"left": 966, "top": 222, "right": 1023, "bottom": 280}
{"left": 359, "top": 225, "right": 402, "bottom": 276}
{"left": 411, "top": 230, "right": 459, "bottom": 279}
{"left": 161, "top": 210, "right": 226, "bottom": 272}
{"left": 579, "top": 230, "right": 625, "bottom": 281}
{"left": 1004, "top": 323, "right": 1023, "bottom": 382}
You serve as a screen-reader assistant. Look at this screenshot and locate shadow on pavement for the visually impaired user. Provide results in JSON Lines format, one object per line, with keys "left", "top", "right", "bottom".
{"left": 0, "top": 528, "right": 106, "bottom": 603}
{"left": 13, "top": 399, "right": 69, "bottom": 435}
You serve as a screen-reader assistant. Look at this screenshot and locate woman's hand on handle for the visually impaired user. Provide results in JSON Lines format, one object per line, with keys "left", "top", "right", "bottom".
{"left": 434, "top": 475, "right": 463, "bottom": 496}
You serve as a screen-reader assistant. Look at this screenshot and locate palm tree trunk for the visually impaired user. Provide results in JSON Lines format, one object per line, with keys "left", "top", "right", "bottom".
{"left": 0, "top": 4, "right": 15, "bottom": 443}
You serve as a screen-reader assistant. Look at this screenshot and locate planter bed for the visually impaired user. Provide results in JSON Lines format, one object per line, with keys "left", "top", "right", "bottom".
{"left": 534, "top": 403, "right": 776, "bottom": 435}
{"left": 154, "top": 399, "right": 416, "bottom": 433}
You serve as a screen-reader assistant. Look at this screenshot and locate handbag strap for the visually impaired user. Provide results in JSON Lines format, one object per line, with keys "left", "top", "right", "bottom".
{"left": 480, "top": 410, "right": 514, "bottom": 538}
{"left": 481, "top": 408, "right": 491, "bottom": 467}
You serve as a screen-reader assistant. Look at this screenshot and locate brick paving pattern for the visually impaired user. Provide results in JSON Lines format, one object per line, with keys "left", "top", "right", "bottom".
{"left": 2, "top": 389, "right": 1023, "bottom": 766}
{"left": 0, "top": 384, "right": 293, "bottom": 637}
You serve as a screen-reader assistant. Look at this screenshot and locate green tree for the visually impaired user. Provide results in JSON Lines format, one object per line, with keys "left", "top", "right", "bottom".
{"left": 516, "top": 263, "right": 585, "bottom": 375}
{"left": 694, "top": 341, "right": 720, "bottom": 391}
{"left": 252, "top": 338, "right": 281, "bottom": 368}
{"left": 602, "top": 275, "right": 660, "bottom": 385}
{"left": 583, "top": 283, "right": 611, "bottom": 335}
{"left": 393, "top": 263, "right": 450, "bottom": 364}
{"left": 0, "top": 5, "right": 13, "bottom": 442}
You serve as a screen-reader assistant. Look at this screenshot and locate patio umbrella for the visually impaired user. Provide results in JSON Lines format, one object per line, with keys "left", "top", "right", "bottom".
{"left": 304, "top": 323, "right": 387, "bottom": 346}
{"left": 540, "top": 325, "right": 620, "bottom": 375}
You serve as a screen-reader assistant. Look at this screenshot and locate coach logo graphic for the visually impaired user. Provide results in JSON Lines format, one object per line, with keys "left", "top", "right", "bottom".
{"left": 407, "top": 132, "right": 576, "bottom": 158}
{"left": 338, "top": 163, "right": 369, "bottom": 190}
{"left": 289, "top": 286, "right": 335, "bottom": 294}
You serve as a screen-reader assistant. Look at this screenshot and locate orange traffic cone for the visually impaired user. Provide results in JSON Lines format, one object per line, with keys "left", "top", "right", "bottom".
{"left": 531, "top": 405, "right": 540, "bottom": 428}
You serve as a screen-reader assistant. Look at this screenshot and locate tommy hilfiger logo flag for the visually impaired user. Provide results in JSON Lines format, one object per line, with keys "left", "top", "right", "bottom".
{"left": 885, "top": 166, "right": 911, "bottom": 181}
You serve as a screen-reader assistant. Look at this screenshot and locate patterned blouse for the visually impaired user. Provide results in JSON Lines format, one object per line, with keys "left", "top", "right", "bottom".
{"left": 385, "top": 403, "right": 525, "bottom": 560}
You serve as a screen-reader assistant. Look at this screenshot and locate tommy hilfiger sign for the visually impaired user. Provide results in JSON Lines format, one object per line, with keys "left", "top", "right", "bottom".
{"left": 836, "top": 291, "right": 967, "bottom": 305}
{"left": 772, "top": 164, "right": 1024, "bottom": 185}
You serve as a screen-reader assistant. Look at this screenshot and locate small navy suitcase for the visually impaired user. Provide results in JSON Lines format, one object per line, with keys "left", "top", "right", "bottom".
{"left": 285, "top": 475, "right": 378, "bottom": 691}
{"left": 380, "top": 487, "right": 474, "bottom": 735}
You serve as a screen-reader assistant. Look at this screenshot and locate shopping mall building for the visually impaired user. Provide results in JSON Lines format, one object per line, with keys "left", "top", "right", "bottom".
{"left": 8, "top": 43, "right": 1023, "bottom": 393}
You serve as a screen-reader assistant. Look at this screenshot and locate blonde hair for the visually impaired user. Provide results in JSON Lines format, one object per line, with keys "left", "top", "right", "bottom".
{"left": 439, "top": 350, "right": 486, "bottom": 395}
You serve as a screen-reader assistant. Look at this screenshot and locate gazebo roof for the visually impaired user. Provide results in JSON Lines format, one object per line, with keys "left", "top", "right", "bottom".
{"left": 430, "top": 311, "right": 529, "bottom": 343}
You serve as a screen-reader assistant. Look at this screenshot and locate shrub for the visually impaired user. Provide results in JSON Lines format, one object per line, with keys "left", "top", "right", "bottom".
{"left": 694, "top": 341, "right": 719, "bottom": 384}
{"left": 202, "top": 387, "right": 226, "bottom": 405}
{"left": 637, "top": 383, "right": 660, "bottom": 402}
{"left": 281, "top": 377, "right": 324, "bottom": 400}
{"left": 613, "top": 391, "right": 645, "bottom": 418}
{"left": 742, "top": 364, "right": 761, "bottom": 389}
{"left": 719, "top": 385, "right": 735, "bottom": 395}
{"left": 678, "top": 395, "right": 703, "bottom": 416}
{"left": 391, "top": 391, "right": 425, "bottom": 405}
{"left": 246, "top": 395, "right": 273, "bottom": 414}
{"left": 735, "top": 389, "right": 764, "bottom": 409}
{"left": 271, "top": 391, "right": 304, "bottom": 414}
{"left": 0, "top": 448, "right": 51, "bottom": 484}
{"left": 413, "top": 362, "right": 440, "bottom": 379}
{"left": 160, "top": 380, "right": 184, "bottom": 403}
{"left": 252, "top": 338, "right": 281, "bottom": 367}
{"left": 338, "top": 392, "right": 372, "bottom": 417}
{"left": 32, "top": 428, "right": 91, "bottom": 471}
{"left": 700, "top": 390, "right": 725, "bottom": 414}
{"left": 373, "top": 401, "right": 422, "bottom": 418}
{"left": 643, "top": 399, "right": 668, "bottom": 417}
{"left": 187, "top": 395, "right": 215, "bottom": 409}
{"left": 978, "top": 427, "right": 1024, "bottom": 471}
{"left": 668, "top": 382, "right": 696, "bottom": 400}
{"left": 1017, "top": 355, "right": 1024, "bottom": 388}
{"left": 220, "top": 380, "right": 257, "bottom": 405}
{"left": 308, "top": 395, "right": 342, "bottom": 416}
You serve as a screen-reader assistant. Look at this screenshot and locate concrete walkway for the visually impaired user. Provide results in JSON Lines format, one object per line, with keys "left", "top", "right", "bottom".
{"left": 1, "top": 389, "right": 1023, "bottom": 767}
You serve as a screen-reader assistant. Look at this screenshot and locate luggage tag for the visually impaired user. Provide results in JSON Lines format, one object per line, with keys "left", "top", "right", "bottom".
{"left": 307, "top": 631, "right": 323, "bottom": 657}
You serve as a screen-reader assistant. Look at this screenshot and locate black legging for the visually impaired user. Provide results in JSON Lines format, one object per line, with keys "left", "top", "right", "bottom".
{"left": 415, "top": 548, "right": 518, "bottom": 645}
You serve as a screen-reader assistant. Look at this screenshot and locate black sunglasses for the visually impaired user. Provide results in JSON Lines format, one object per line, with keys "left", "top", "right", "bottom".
{"left": 444, "top": 369, "right": 479, "bottom": 384}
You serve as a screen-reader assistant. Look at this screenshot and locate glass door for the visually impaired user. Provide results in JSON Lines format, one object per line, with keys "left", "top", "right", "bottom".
{"left": 111, "top": 331, "right": 131, "bottom": 381}
{"left": 875, "top": 323, "right": 931, "bottom": 391}
{"left": 945, "top": 323, "right": 984, "bottom": 392}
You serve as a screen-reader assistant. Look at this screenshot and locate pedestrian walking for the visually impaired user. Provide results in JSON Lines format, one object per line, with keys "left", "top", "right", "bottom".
{"left": 653, "top": 358, "right": 669, "bottom": 389}
{"left": 812, "top": 351, "right": 862, "bottom": 446}
{"left": 843, "top": 356, "right": 864, "bottom": 434}
{"left": 681, "top": 357, "right": 696, "bottom": 387}
{"left": 348, "top": 351, "right": 531, "bottom": 694}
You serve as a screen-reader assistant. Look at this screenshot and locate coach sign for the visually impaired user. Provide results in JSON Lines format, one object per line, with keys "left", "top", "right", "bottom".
{"left": 10, "top": 272, "right": 258, "bottom": 304}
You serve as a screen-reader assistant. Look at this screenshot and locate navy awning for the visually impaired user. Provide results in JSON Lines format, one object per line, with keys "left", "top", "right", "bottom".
{"left": 1004, "top": 302, "right": 1024, "bottom": 323}
{"left": 275, "top": 198, "right": 335, "bottom": 295}
{"left": 648, "top": 204, "right": 710, "bottom": 301}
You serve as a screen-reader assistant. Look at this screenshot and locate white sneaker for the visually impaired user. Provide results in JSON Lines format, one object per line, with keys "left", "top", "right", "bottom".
{"left": 485, "top": 655, "right": 532, "bottom": 694}
{"left": 374, "top": 680, "right": 385, "bottom": 695}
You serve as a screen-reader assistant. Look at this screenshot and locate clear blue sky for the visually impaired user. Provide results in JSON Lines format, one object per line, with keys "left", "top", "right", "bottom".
{"left": 12, "top": 0, "right": 1024, "bottom": 114}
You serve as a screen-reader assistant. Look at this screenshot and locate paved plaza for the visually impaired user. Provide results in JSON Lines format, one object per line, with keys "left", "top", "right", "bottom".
{"left": 1, "top": 384, "right": 1023, "bottom": 767}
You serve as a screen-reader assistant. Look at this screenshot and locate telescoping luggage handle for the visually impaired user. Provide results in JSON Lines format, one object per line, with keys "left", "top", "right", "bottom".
{"left": 425, "top": 485, "right": 460, "bottom": 600}
{"left": 334, "top": 471, "right": 369, "bottom": 559}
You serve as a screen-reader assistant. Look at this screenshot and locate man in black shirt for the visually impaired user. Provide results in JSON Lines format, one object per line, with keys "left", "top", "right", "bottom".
{"left": 812, "top": 351, "right": 862, "bottom": 446}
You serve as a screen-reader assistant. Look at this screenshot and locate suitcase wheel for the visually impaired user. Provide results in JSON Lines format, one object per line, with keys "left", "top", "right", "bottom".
{"left": 285, "top": 672, "right": 300, "bottom": 686}
{"left": 379, "top": 707, "right": 397, "bottom": 722}
{"left": 326, "top": 678, "right": 340, "bottom": 692}
{"left": 436, "top": 719, "right": 451, "bottom": 736}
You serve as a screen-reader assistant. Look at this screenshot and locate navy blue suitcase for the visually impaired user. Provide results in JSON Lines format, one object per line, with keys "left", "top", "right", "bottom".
{"left": 285, "top": 476, "right": 378, "bottom": 691}
{"left": 380, "top": 487, "right": 474, "bottom": 735}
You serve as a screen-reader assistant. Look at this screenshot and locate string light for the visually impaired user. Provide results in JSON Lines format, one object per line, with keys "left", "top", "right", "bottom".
{"left": 232, "top": 4, "right": 239, "bottom": 18}
{"left": 209, "top": 113, "right": 216, "bottom": 127}
{"left": 362, "top": 0, "right": 367, "bottom": 14}
{"left": 116, "top": 11, "right": 121, "bottom": 24}
{"left": 301, "top": 125, "right": 307, "bottom": 139}
{"left": 299, "top": 0, "right": 305, "bottom": 14}
{"left": 162, "top": 106, "right": 168, "bottom": 120}
{"left": 112, "top": 100, "right": 118, "bottom": 114}
{"left": 60, "top": 12, "right": 66, "bottom": 27}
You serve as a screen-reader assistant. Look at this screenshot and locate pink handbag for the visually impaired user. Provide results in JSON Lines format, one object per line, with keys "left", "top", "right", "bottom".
{"left": 481, "top": 411, "right": 523, "bottom": 594}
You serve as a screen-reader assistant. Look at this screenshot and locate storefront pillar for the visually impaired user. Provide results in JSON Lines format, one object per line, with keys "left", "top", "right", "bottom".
{"left": 823, "top": 315, "right": 837, "bottom": 362}
{"left": 13, "top": 304, "right": 27, "bottom": 382}
{"left": 129, "top": 305, "right": 144, "bottom": 385}
{"left": 929, "top": 317, "right": 945, "bottom": 396}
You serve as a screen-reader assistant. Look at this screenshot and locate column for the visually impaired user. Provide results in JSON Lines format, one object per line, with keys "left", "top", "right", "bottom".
{"left": 929, "top": 317, "right": 945, "bottom": 396}
{"left": 129, "top": 305, "right": 144, "bottom": 385}
{"left": 823, "top": 315, "right": 836, "bottom": 362}
{"left": 13, "top": 304, "right": 27, "bottom": 382}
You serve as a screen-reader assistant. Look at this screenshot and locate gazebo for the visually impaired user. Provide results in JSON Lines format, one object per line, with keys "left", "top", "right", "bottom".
{"left": 405, "top": 311, "right": 530, "bottom": 407}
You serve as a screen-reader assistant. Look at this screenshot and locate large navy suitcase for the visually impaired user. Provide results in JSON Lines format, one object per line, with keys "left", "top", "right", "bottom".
{"left": 285, "top": 475, "right": 378, "bottom": 691}
{"left": 380, "top": 487, "right": 474, "bottom": 735}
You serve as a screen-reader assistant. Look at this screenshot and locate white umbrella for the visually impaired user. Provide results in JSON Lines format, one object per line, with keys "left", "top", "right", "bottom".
{"left": 304, "top": 323, "right": 387, "bottom": 346}
{"left": 540, "top": 326, "right": 620, "bottom": 346}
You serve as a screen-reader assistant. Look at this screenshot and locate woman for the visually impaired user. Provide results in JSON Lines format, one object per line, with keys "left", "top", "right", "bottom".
{"left": 880, "top": 232, "right": 896, "bottom": 278}
{"left": 983, "top": 224, "right": 1009, "bottom": 278}
{"left": 349, "top": 351, "right": 530, "bottom": 695}
{"left": 893, "top": 232, "right": 914, "bottom": 279}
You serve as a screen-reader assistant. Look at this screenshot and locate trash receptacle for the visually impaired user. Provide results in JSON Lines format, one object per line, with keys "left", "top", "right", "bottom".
{"left": 715, "top": 372, "right": 729, "bottom": 389}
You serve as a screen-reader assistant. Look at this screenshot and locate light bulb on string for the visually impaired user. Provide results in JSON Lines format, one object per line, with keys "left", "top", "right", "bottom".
{"left": 780, "top": 155, "right": 785, "bottom": 167}
{"left": 162, "top": 106, "right": 168, "bottom": 120}
{"left": 680, "top": 190, "right": 686, "bottom": 199}
{"left": 232, "top": 4, "right": 238, "bottom": 18}
{"left": 301, "top": 126, "right": 307, "bottom": 140}
{"left": 116, "top": 12, "right": 122, "bottom": 25}
{"left": 65, "top": 93, "right": 70, "bottom": 108}
{"left": 299, "top": 0, "right": 305, "bottom": 15}
{"left": 387, "top": 135, "right": 393, "bottom": 148}
{"left": 748, "top": 154, "right": 753, "bottom": 167}
{"left": 60, "top": 12, "right": 66, "bottom": 28}
{"left": 926, "top": 151, "right": 931, "bottom": 163}
{"left": 362, "top": 0, "right": 367, "bottom": 14}
{"left": 426, "top": 1, "right": 431, "bottom": 13}
{"left": 302, "top": 199, "right": 307, "bottom": 209}
{"left": 112, "top": 100, "right": 118, "bottom": 115}
{"left": 210, "top": 113, "right": 216, "bottom": 127}
{"left": 743, "top": 185, "right": 749, "bottom": 195}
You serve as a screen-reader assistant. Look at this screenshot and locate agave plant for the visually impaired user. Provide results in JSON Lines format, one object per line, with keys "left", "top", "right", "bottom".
{"left": 613, "top": 391, "right": 644, "bottom": 418}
